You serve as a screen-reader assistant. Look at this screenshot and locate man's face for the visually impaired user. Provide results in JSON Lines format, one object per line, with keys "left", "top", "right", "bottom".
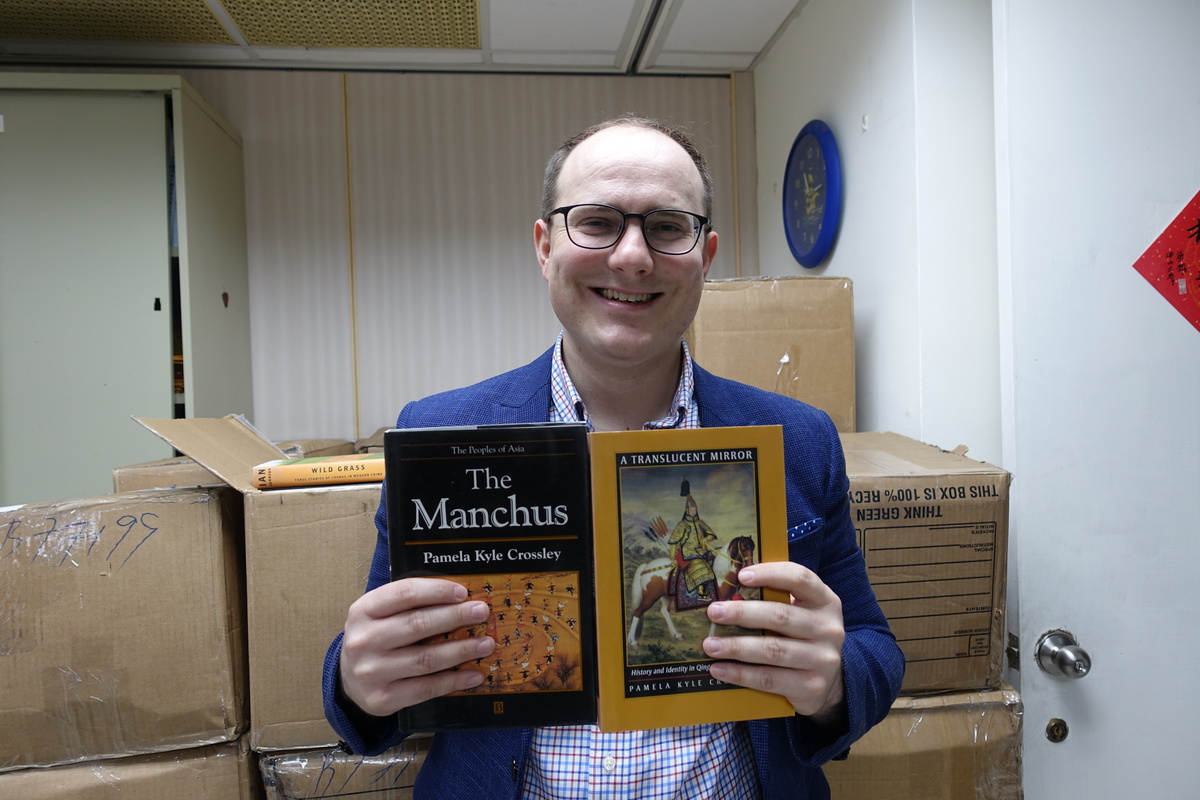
{"left": 535, "top": 125, "right": 717, "bottom": 374}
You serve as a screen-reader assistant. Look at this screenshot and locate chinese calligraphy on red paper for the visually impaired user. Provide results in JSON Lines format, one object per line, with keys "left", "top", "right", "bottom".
{"left": 1133, "top": 188, "right": 1200, "bottom": 333}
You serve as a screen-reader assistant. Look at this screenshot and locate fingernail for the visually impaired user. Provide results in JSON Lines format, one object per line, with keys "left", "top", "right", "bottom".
{"left": 469, "top": 602, "right": 491, "bottom": 622}
{"left": 739, "top": 568, "right": 755, "bottom": 583}
{"left": 475, "top": 637, "right": 494, "bottom": 655}
{"left": 708, "top": 602, "right": 727, "bottom": 621}
{"left": 465, "top": 671, "right": 484, "bottom": 686}
{"left": 704, "top": 637, "right": 723, "bottom": 655}
{"left": 452, "top": 583, "right": 468, "bottom": 601}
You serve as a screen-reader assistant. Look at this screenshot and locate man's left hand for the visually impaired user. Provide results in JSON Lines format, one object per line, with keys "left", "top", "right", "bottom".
{"left": 702, "top": 561, "right": 847, "bottom": 727}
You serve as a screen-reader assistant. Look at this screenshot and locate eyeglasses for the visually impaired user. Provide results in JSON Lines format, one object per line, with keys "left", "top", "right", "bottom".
{"left": 549, "top": 203, "right": 709, "bottom": 256}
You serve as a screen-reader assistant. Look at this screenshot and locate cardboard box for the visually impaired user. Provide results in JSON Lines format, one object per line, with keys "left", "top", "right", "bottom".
{"left": 112, "top": 436, "right": 354, "bottom": 492}
{"left": 134, "top": 416, "right": 381, "bottom": 751}
{"left": 112, "top": 455, "right": 224, "bottom": 492}
{"left": 824, "top": 685, "right": 1022, "bottom": 800}
{"left": 686, "top": 276, "right": 856, "bottom": 432}
{"left": 260, "top": 738, "right": 429, "bottom": 800}
{"left": 243, "top": 484, "right": 381, "bottom": 749}
{"left": 355, "top": 426, "right": 390, "bottom": 453}
{"left": 0, "top": 742, "right": 257, "bottom": 799}
{"left": 841, "top": 432, "right": 1011, "bottom": 693}
{"left": 0, "top": 487, "right": 246, "bottom": 771}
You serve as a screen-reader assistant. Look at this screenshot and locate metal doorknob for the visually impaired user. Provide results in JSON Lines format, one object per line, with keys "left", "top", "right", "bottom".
{"left": 1036, "top": 630, "right": 1092, "bottom": 678}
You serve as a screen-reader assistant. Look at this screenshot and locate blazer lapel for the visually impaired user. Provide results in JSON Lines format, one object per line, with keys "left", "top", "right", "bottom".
{"left": 487, "top": 347, "right": 555, "bottom": 424}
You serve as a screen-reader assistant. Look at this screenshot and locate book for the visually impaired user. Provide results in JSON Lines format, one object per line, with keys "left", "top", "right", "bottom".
{"left": 385, "top": 423, "right": 596, "bottom": 731}
{"left": 589, "top": 425, "right": 794, "bottom": 732}
{"left": 251, "top": 452, "right": 385, "bottom": 489}
{"left": 385, "top": 422, "right": 793, "bottom": 733}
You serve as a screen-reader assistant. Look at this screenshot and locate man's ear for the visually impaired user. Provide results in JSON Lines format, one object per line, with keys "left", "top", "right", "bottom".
{"left": 534, "top": 218, "right": 552, "bottom": 279}
{"left": 700, "top": 229, "right": 718, "bottom": 280}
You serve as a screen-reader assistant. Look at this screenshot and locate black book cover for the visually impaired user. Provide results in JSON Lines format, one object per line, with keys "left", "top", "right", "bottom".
{"left": 384, "top": 422, "right": 596, "bottom": 731}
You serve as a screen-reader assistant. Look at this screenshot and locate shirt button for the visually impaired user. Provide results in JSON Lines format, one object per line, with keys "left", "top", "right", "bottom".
{"left": 602, "top": 755, "right": 616, "bottom": 772}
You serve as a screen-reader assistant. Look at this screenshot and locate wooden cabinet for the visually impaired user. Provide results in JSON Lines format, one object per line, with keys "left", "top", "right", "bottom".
{"left": 0, "top": 74, "right": 252, "bottom": 506}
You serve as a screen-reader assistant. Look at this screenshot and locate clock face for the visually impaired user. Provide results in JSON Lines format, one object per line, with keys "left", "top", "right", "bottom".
{"left": 789, "top": 134, "right": 825, "bottom": 253}
{"left": 783, "top": 120, "right": 842, "bottom": 268}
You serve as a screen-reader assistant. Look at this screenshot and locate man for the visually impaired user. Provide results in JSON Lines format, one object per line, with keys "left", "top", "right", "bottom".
{"left": 323, "top": 114, "right": 904, "bottom": 799}
{"left": 668, "top": 486, "right": 719, "bottom": 601}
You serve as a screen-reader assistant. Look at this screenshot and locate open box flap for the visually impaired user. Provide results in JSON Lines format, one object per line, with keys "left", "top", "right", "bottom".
{"left": 839, "top": 431, "right": 1006, "bottom": 478}
{"left": 133, "top": 415, "right": 288, "bottom": 493}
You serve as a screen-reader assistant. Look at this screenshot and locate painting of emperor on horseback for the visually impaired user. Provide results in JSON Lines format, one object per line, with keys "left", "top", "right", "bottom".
{"left": 622, "top": 471, "right": 763, "bottom": 656}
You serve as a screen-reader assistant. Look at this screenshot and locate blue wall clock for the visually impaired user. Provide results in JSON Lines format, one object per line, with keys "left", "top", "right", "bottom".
{"left": 782, "top": 119, "right": 843, "bottom": 269}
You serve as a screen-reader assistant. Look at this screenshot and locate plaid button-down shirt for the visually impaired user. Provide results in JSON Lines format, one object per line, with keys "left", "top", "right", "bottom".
{"left": 519, "top": 334, "right": 759, "bottom": 799}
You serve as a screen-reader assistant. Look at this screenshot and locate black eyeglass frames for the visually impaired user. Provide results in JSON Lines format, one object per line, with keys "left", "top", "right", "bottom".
{"left": 549, "top": 203, "right": 709, "bottom": 256}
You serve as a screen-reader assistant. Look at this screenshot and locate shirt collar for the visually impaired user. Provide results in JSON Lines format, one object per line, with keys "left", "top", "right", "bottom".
{"left": 549, "top": 332, "right": 698, "bottom": 431}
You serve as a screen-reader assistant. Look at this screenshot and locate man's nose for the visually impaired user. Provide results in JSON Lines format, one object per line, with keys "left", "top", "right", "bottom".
{"left": 609, "top": 219, "right": 655, "bottom": 273}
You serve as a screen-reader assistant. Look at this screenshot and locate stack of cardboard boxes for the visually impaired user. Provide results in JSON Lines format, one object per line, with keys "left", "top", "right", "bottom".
{"left": 1, "top": 277, "right": 1016, "bottom": 798}
{"left": 690, "top": 277, "right": 1021, "bottom": 800}
{"left": 0, "top": 428, "right": 423, "bottom": 797}
{"left": 0, "top": 484, "right": 254, "bottom": 796}
{"left": 826, "top": 434, "right": 1019, "bottom": 799}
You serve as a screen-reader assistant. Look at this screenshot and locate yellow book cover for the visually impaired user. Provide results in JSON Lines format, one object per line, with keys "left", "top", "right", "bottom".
{"left": 589, "top": 425, "right": 794, "bottom": 732}
{"left": 252, "top": 452, "right": 386, "bottom": 489}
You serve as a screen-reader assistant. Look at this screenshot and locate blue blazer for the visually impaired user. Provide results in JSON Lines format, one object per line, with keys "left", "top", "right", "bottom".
{"left": 323, "top": 348, "right": 904, "bottom": 799}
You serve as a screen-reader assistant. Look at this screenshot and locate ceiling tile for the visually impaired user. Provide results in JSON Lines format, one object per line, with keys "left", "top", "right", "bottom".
{"left": 490, "top": 0, "right": 642, "bottom": 49}
{"left": 0, "top": 0, "right": 802, "bottom": 75}
{"left": 639, "top": 0, "right": 801, "bottom": 74}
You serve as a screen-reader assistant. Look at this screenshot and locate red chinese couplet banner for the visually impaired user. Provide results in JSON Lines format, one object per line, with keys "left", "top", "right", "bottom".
{"left": 1132, "top": 188, "right": 1200, "bottom": 333}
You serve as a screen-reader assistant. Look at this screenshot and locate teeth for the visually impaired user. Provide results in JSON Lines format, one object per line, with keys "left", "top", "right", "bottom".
{"left": 600, "top": 289, "right": 653, "bottom": 303}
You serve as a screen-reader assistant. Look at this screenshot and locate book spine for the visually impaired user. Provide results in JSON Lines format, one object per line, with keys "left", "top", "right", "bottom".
{"left": 252, "top": 456, "right": 386, "bottom": 489}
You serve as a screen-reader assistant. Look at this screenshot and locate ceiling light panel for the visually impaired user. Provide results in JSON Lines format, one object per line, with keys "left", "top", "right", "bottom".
{"left": 0, "top": 0, "right": 236, "bottom": 44}
{"left": 216, "top": 0, "right": 480, "bottom": 49}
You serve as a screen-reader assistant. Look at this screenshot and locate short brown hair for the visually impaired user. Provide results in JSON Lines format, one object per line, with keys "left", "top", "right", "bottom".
{"left": 540, "top": 114, "right": 714, "bottom": 221}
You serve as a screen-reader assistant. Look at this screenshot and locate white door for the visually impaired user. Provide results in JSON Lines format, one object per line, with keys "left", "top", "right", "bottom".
{"left": 0, "top": 89, "right": 173, "bottom": 506}
{"left": 995, "top": 2, "right": 1200, "bottom": 797}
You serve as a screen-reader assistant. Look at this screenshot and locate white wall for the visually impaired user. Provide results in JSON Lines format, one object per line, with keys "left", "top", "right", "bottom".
{"left": 170, "top": 71, "right": 746, "bottom": 442}
{"left": 753, "top": 0, "right": 1001, "bottom": 466}
{"left": 993, "top": 1, "right": 1200, "bottom": 793}
{"left": 756, "top": 1, "right": 1200, "bottom": 794}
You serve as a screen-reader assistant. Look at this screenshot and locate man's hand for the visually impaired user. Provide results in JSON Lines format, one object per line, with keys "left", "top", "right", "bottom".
{"left": 702, "top": 562, "right": 847, "bottom": 727}
{"left": 339, "top": 577, "right": 496, "bottom": 717}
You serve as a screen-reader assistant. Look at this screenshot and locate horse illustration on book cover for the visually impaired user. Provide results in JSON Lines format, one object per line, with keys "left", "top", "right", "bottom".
{"left": 619, "top": 465, "right": 763, "bottom": 661}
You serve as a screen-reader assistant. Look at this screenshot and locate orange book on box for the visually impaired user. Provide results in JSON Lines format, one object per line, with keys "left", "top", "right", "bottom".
{"left": 252, "top": 452, "right": 385, "bottom": 489}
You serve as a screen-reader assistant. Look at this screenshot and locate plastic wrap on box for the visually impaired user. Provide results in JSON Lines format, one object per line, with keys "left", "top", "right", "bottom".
{"left": 0, "top": 741, "right": 255, "bottom": 799}
{"left": 260, "top": 739, "right": 429, "bottom": 799}
{"left": 824, "top": 685, "right": 1022, "bottom": 800}
{"left": 275, "top": 438, "right": 356, "bottom": 459}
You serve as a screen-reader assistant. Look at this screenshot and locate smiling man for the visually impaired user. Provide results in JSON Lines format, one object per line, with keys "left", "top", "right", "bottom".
{"left": 323, "top": 115, "right": 904, "bottom": 800}
{"left": 534, "top": 121, "right": 716, "bottom": 436}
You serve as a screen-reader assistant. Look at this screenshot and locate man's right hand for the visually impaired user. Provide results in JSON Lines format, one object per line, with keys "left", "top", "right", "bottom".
{"left": 338, "top": 577, "right": 496, "bottom": 717}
